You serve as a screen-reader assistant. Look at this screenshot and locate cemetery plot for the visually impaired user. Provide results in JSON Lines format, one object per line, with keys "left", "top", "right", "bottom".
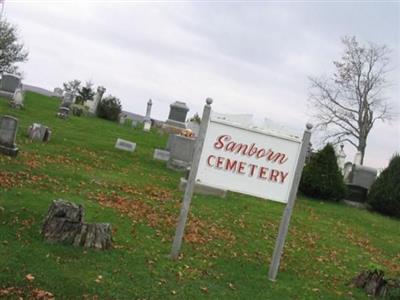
{"left": 0, "top": 92, "right": 398, "bottom": 299}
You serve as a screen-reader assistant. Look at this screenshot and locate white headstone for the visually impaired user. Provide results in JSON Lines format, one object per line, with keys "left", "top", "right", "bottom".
{"left": 336, "top": 143, "right": 346, "bottom": 172}
{"left": 115, "top": 138, "right": 136, "bottom": 152}
{"left": 88, "top": 86, "right": 106, "bottom": 114}
{"left": 11, "top": 88, "right": 24, "bottom": 109}
{"left": 143, "top": 120, "right": 151, "bottom": 132}
{"left": 145, "top": 99, "right": 152, "bottom": 120}
{"left": 153, "top": 149, "right": 170, "bottom": 161}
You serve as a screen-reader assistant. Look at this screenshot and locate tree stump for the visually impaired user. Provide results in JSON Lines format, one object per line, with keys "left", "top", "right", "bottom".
{"left": 42, "top": 199, "right": 112, "bottom": 250}
{"left": 351, "top": 270, "right": 387, "bottom": 297}
{"left": 42, "top": 200, "right": 84, "bottom": 244}
{"left": 73, "top": 223, "right": 112, "bottom": 249}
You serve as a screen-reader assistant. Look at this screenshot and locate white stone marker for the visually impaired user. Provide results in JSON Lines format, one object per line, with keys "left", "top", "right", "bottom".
{"left": 115, "top": 138, "right": 136, "bottom": 152}
{"left": 153, "top": 149, "right": 170, "bottom": 161}
{"left": 143, "top": 120, "right": 151, "bottom": 132}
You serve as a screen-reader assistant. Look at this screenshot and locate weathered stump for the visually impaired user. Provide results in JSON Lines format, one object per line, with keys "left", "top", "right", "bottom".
{"left": 73, "top": 223, "right": 113, "bottom": 249}
{"left": 42, "top": 200, "right": 83, "bottom": 244}
{"left": 42, "top": 199, "right": 112, "bottom": 250}
{"left": 351, "top": 270, "right": 387, "bottom": 297}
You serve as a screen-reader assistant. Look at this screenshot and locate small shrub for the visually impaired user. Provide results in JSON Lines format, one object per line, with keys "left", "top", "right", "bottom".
{"left": 367, "top": 154, "right": 400, "bottom": 218}
{"left": 300, "top": 144, "right": 346, "bottom": 201}
{"left": 97, "top": 95, "right": 122, "bottom": 121}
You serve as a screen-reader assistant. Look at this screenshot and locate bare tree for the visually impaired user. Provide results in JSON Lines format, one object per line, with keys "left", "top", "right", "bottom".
{"left": 63, "top": 79, "right": 81, "bottom": 95}
{"left": 309, "top": 36, "right": 393, "bottom": 165}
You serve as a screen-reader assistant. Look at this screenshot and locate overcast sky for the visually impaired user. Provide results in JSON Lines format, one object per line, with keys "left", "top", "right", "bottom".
{"left": 4, "top": 1, "right": 400, "bottom": 169}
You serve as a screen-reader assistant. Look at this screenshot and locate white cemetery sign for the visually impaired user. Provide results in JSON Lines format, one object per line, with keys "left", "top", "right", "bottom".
{"left": 196, "top": 119, "right": 301, "bottom": 203}
{"left": 170, "top": 98, "right": 312, "bottom": 282}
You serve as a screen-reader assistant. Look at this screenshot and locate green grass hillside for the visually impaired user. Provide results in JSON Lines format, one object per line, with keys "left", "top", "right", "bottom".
{"left": 0, "top": 92, "right": 399, "bottom": 299}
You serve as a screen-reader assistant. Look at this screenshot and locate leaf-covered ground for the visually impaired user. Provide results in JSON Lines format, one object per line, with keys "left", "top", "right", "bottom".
{"left": 0, "top": 92, "right": 399, "bottom": 299}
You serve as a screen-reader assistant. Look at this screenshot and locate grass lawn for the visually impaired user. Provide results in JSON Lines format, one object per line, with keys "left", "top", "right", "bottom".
{"left": 0, "top": 92, "right": 399, "bottom": 299}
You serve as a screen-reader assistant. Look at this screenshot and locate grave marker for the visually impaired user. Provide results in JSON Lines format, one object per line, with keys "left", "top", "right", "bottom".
{"left": 27, "top": 123, "right": 52, "bottom": 142}
{"left": 10, "top": 88, "right": 24, "bottom": 109}
{"left": 0, "top": 115, "right": 19, "bottom": 157}
{"left": 0, "top": 73, "right": 21, "bottom": 93}
{"left": 115, "top": 138, "right": 136, "bottom": 152}
{"left": 165, "top": 101, "right": 189, "bottom": 129}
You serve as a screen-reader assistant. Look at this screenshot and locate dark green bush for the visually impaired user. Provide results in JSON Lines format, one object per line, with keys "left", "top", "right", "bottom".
{"left": 367, "top": 154, "right": 400, "bottom": 218}
{"left": 97, "top": 95, "right": 122, "bottom": 121}
{"left": 300, "top": 144, "right": 346, "bottom": 201}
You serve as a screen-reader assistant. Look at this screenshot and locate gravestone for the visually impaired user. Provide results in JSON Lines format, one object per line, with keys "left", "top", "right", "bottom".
{"left": 87, "top": 86, "right": 106, "bottom": 115}
{"left": 343, "top": 161, "right": 353, "bottom": 182}
{"left": 143, "top": 99, "right": 153, "bottom": 131}
{"left": 145, "top": 99, "right": 152, "bottom": 120}
{"left": 61, "top": 92, "right": 74, "bottom": 108}
{"left": 0, "top": 115, "right": 19, "bottom": 157}
{"left": 9, "top": 88, "right": 24, "bottom": 109}
{"left": 0, "top": 73, "right": 21, "bottom": 93}
{"left": 346, "top": 164, "right": 377, "bottom": 202}
{"left": 27, "top": 123, "right": 52, "bottom": 142}
{"left": 115, "top": 138, "right": 136, "bottom": 152}
{"left": 143, "top": 120, "right": 151, "bottom": 132}
{"left": 336, "top": 144, "right": 346, "bottom": 172}
{"left": 119, "top": 114, "right": 127, "bottom": 125}
{"left": 349, "top": 165, "right": 377, "bottom": 190}
{"left": 57, "top": 107, "right": 70, "bottom": 119}
{"left": 165, "top": 101, "right": 189, "bottom": 129}
{"left": 167, "top": 134, "right": 196, "bottom": 171}
{"left": 131, "top": 120, "right": 138, "bottom": 128}
{"left": 153, "top": 149, "right": 170, "bottom": 161}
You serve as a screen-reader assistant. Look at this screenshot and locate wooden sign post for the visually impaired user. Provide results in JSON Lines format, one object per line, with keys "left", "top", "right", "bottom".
{"left": 170, "top": 98, "right": 213, "bottom": 260}
{"left": 267, "top": 123, "right": 312, "bottom": 281}
{"left": 170, "top": 98, "right": 312, "bottom": 281}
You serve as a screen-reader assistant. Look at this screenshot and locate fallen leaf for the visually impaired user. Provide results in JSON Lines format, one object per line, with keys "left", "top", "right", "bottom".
{"left": 25, "top": 274, "right": 35, "bottom": 282}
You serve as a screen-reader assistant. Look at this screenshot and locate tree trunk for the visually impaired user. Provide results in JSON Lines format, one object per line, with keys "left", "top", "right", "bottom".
{"left": 357, "top": 139, "right": 367, "bottom": 165}
{"left": 351, "top": 270, "right": 387, "bottom": 297}
{"left": 73, "top": 223, "right": 113, "bottom": 249}
{"left": 42, "top": 199, "right": 112, "bottom": 250}
{"left": 41, "top": 200, "right": 84, "bottom": 244}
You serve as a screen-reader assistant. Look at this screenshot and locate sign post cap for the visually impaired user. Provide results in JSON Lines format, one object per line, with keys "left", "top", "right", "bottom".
{"left": 306, "top": 123, "right": 313, "bottom": 130}
{"left": 206, "top": 98, "right": 213, "bottom": 105}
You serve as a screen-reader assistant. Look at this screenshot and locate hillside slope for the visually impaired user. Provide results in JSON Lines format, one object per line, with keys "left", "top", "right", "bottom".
{"left": 0, "top": 92, "right": 399, "bottom": 299}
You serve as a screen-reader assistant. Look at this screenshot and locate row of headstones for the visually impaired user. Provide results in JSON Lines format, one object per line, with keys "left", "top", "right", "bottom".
{"left": 114, "top": 130, "right": 226, "bottom": 198}
{"left": 55, "top": 86, "right": 107, "bottom": 119}
{"left": 119, "top": 100, "right": 201, "bottom": 137}
{"left": 0, "top": 115, "right": 52, "bottom": 157}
